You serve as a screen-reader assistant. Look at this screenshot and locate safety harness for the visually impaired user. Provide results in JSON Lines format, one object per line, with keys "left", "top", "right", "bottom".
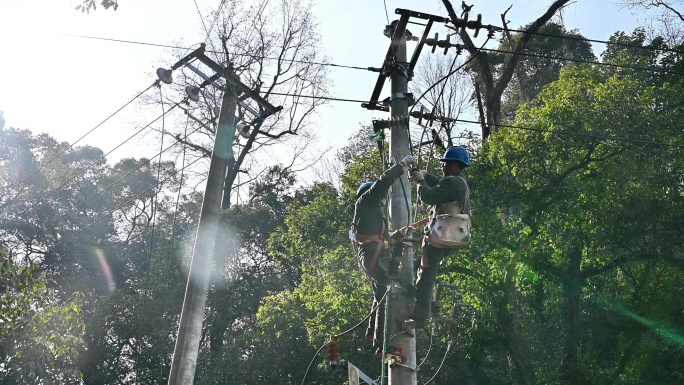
{"left": 353, "top": 220, "right": 387, "bottom": 279}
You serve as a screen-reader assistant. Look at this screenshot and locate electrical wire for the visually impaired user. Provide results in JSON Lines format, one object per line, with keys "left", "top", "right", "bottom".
{"left": 473, "top": 45, "right": 684, "bottom": 77}
{"left": 204, "top": 0, "right": 227, "bottom": 46}
{"left": 20, "top": 100, "right": 201, "bottom": 246}
{"left": 179, "top": 91, "right": 683, "bottom": 151}
{"left": 264, "top": 92, "right": 374, "bottom": 103}
{"left": 261, "top": 92, "right": 684, "bottom": 149}
{"left": 193, "top": 0, "right": 220, "bottom": 56}
{"left": 139, "top": 87, "right": 166, "bottom": 351}
{"left": 381, "top": 284, "right": 390, "bottom": 385}
{"left": 407, "top": 36, "right": 492, "bottom": 157}
{"left": 422, "top": 342, "right": 451, "bottom": 385}
{"left": 42, "top": 101, "right": 182, "bottom": 202}
{"left": 418, "top": 331, "right": 434, "bottom": 370}
{"left": 382, "top": 0, "right": 390, "bottom": 24}
{"left": 164, "top": 115, "right": 189, "bottom": 317}
{"left": 300, "top": 289, "right": 389, "bottom": 385}
{"left": 338, "top": 289, "right": 389, "bottom": 338}
{"left": 3, "top": 83, "right": 156, "bottom": 210}
{"left": 507, "top": 26, "right": 684, "bottom": 57}
{"left": 6, "top": 100, "right": 186, "bottom": 250}
{"left": 63, "top": 34, "right": 377, "bottom": 71}
{"left": 414, "top": 49, "right": 462, "bottom": 168}
{"left": 448, "top": 117, "right": 684, "bottom": 149}
{"left": 300, "top": 344, "right": 328, "bottom": 385}
{"left": 51, "top": 156, "right": 204, "bottom": 248}
{"left": 193, "top": 0, "right": 211, "bottom": 41}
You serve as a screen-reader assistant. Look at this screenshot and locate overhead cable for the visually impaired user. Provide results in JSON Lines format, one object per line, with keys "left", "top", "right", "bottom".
{"left": 24, "top": 100, "right": 198, "bottom": 243}
{"left": 449, "top": 118, "right": 684, "bottom": 148}
{"left": 507, "top": 26, "right": 684, "bottom": 57}
{"left": 477, "top": 46, "right": 684, "bottom": 77}
{"left": 35, "top": 100, "right": 184, "bottom": 205}
{"left": 300, "top": 289, "right": 389, "bottom": 385}
{"left": 3, "top": 83, "right": 156, "bottom": 210}
{"left": 63, "top": 34, "right": 377, "bottom": 71}
{"left": 51, "top": 155, "right": 204, "bottom": 248}
{"left": 139, "top": 87, "right": 167, "bottom": 351}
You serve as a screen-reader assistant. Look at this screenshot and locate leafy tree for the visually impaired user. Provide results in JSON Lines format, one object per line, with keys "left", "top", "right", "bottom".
{"left": 0, "top": 255, "right": 85, "bottom": 384}
{"left": 441, "top": 0, "right": 573, "bottom": 139}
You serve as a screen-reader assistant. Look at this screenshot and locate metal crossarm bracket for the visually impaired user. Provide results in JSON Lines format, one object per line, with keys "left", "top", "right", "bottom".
{"left": 362, "top": 8, "right": 450, "bottom": 112}
{"left": 193, "top": 45, "right": 282, "bottom": 117}
{"left": 169, "top": 45, "right": 205, "bottom": 71}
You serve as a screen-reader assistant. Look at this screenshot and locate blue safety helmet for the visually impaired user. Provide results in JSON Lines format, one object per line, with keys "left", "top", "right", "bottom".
{"left": 440, "top": 146, "right": 470, "bottom": 167}
{"left": 356, "top": 182, "right": 374, "bottom": 198}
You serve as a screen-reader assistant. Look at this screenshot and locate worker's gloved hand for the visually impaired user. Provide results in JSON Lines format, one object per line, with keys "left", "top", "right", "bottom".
{"left": 400, "top": 155, "right": 417, "bottom": 167}
{"left": 410, "top": 169, "right": 426, "bottom": 182}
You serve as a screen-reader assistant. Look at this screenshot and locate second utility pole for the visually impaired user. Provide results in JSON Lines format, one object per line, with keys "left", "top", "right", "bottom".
{"left": 386, "top": 21, "right": 417, "bottom": 385}
{"left": 168, "top": 87, "right": 238, "bottom": 385}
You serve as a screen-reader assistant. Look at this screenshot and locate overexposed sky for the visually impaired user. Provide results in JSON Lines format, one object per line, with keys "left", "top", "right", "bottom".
{"left": 0, "top": 0, "right": 647, "bottom": 168}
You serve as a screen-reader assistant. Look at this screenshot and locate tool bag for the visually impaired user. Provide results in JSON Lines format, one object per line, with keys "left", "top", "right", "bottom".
{"left": 426, "top": 176, "right": 471, "bottom": 248}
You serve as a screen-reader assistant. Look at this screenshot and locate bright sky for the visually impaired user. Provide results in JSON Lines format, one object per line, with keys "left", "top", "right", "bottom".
{"left": 0, "top": 0, "right": 648, "bottom": 170}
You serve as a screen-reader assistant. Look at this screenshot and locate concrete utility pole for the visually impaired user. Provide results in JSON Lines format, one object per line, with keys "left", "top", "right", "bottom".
{"left": 164, "top": 43, "right": 280, "bottom": 385}
{"left": 386, "top": 21, "right": 418, "bottom": 385}
{"left": 168, "top": 89, "right": 238, "bottom": 385}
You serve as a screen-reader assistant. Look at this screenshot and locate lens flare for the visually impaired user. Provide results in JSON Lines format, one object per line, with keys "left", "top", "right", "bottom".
{"left": 94, "top": 247, "right": 116, "bottom": 292}
{"left": 607, "top": 300, "right": 684, "bottom": 347}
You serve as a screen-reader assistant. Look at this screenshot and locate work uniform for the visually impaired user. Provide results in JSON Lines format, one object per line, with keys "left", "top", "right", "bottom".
{"left": 351, "top": 163, "right": 405, "bottom": 349}
{"left": 413, "top": 170, "right": 469, "bottom": 321}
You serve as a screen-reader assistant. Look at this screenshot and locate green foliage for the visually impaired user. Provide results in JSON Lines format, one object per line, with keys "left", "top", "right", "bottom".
{"left": 0, "top": 257, "right": 85, "bottom": 384}
{"left": 2, "top": 26, "right": 684, "bottom": 385}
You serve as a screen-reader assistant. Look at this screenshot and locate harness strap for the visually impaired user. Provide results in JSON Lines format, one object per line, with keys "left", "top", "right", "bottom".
{"left": 355, "top": 221, "right": 387, "bottom": 277}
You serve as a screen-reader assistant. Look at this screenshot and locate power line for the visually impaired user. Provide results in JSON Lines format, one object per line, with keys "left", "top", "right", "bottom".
{"left": 476, "top": 45, "right": 684, "bottom": 77}
{"left": 445, "top": 117, "right": 684, "bottom": 148}
{"left": 22, "top": 100, "right": 202, "bottom": 244}
{"left": 382, "top": 0, "right": 390, "bottom": 24}
{"left": 2, "top": 99, "right": 186, "bottom": 252}
{"left": 204, "top": 0, "right": 227, "bottom": 45}
{"left": 2, "top": 83, "right": 156, "bottom": 210}
{"left": 3, "top": 98, "right": 187, "bottom": 256}
{"left": 422, "top": 343, "right": 451, "bottom": 385}
{"left": 409, "top": 36, "right": 492, "bottom": 158}
{"left": 63, "top": 34, "right": 377, "bottom": 72}
{"left": 193, "top": 0, "right": 211, "bottom": 42}
{"left": 264, "top": 91, "right": 373, "bottom": 104}
{"left": 36, "top": 101, "right": 183, "bottom": 206}
{"left": 139, "top": 87, "right": 167, "bottom": 353}
{"left": 243, "top": 90, "right": 684, "bottom": 149}
{"left": 300, "top": 289, "right": 389, "bottom": 385}
{"left": 164, "top": 115, "right": 189, "bottom": 317}
{"left": 507, "top": 26, "right": 684, "bottom": 57}
{"left": 52, "top": 155, "right": 204, "bottom": 248}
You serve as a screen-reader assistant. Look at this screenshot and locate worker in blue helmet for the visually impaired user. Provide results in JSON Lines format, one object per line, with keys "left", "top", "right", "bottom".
{"left": 351, "top": 153, "right": 416, "bottom": 356}
{"left": 408, "top": 146, "right": 472, "bottom": 328}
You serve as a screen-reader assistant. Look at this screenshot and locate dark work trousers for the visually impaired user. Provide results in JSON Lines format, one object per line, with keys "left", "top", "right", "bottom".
{"left": 366, "top": 282, "right": 386, "bottom": 348}
{"left": 414, "top": 237, "right": 451, "bottom": 320}
{"left": 357, "top": 241, "right": 388, "bottom": 347}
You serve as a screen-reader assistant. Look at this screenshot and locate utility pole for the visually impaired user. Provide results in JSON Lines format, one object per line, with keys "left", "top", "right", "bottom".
{"left": 167, "top": 87, "right": 238, "bottom": 385}
{"left": 164, "top": 44, "right": 281, "bottom": 385}
{"left": 362, "top": 8, "right": 494, "bottom": 385}
{"left": 386, "top": 20, "right": 418, "bottom": 385}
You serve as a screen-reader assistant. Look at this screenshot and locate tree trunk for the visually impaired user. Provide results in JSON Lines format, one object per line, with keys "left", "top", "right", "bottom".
{"left": 564, "top": 248, "right": 582, "bottom": 385}
{"left": 496, "top": 295, "right": 537, "bottom": 385}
